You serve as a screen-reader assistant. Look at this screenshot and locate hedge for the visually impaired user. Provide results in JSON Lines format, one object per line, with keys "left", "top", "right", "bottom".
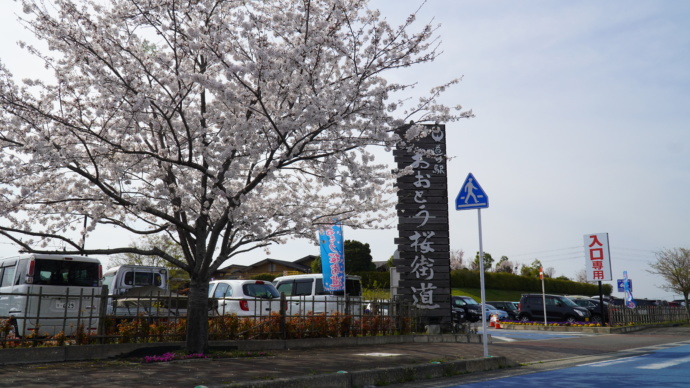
{"left": 250, "top": 269, "right": 608, "bottom": 296}
{"left": 450, "top": 269, "right": 612, "bottom": 296}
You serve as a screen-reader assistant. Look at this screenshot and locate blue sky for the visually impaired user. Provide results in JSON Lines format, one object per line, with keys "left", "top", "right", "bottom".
{"left": 1, "top": 1, "right": 689, "bottom": 301}
{"left": 372, "top": 0, "right": 690, "bottom": 301}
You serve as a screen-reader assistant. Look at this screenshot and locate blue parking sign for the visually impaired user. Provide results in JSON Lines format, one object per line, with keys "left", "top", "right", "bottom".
{"left": 617, "top": 279, "right": 632, "bottom": 292}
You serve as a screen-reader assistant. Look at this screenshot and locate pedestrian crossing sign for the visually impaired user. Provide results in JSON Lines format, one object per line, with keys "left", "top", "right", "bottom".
{"left": 456, "top": 173, "right": 489, "bottom": 210}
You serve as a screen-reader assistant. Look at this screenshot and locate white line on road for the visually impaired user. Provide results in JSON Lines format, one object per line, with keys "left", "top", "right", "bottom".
{"left": 579, "top": 355, "right": 647, "bottom": 367}
{"left": 491, "top": 336, "right": 517, "bottom": 342}
{"left": 637, "top": 355, "right": 690, "bottom": 370}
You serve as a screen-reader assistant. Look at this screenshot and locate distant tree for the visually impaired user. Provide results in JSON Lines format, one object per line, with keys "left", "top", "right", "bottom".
{"left": 556, "top": 275, "right": 571, "bottom": 281}
{"left": 494, "top": 256, "right": 515, "bottom": 273}
{"left": 387, "top": 255, "right": 394, "bottom": 268}
{"left": 543, "top": 267, "right": 555, "bottom": 278}
{"left": 450, "top": 249, "right": 465, "bottom": 270}
{"left": 471, "top": 252, "right": 494, "bottom": 271}
{"left": 520, "top": 259, "right": 543, "bottom": 277}
{"left": 109, "top": 235, "right": 182, "bottom": 268}
{"left": 310, "top": 240, "right": 375, "bottom": 273}
{"left": 574, "top": 268, "right": 588, "bottom": 283}
{"left": 346, "top": 240, "right": 376, "bottom": 272}
{"left": 310, "top": 257, "right": 321, "bottom": 273}
{"left": 648, "top": 248, "right": 690, "bottom": 320}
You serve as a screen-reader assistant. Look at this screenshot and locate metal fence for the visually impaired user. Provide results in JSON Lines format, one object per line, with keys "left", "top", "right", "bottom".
{"left": 0, "top": 289, "right": 425, "bottom": 346}
{"left": 608, "top": 305, "right": 690, "bottom": 326}
{"left": 4, "top": 288, "right": 689, "bottom": 347}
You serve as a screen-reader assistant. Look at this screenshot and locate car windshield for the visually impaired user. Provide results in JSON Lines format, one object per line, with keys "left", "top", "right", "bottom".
{"left": 561, "top": 297, "right": 579, "bottom": 307}
{"left": 463, "top": 298, "right": 479, "bottom": 305}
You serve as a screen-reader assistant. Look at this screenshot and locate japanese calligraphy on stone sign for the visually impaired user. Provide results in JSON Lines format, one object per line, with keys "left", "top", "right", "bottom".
{"left": 394, "top": 124, "right": 451, "bottom": 327}
{"left": 584, "top": 233, "right": 612, "bottom": 281}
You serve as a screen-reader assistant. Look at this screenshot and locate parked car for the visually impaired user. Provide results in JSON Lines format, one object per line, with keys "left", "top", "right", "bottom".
{"left": 0, "top": 254, "right": 102, "bottom": 337}
{"left": 273, "top": 273, "right": 362, "bottom": 315}
{"left": 208, "top": 279, "right": 282, "bottom": 317}
{"left": 518, "top": 294, "right": 590, "bottom": 323}
{"left": 484, "top": 304, "right": 510, "bottom": 321}
{"left": 486, "top": 301, "right": 519, "bottom": 320}
{"left": 102, "top": 265, "right": 187, "bottom": 317}
{"left": 569, "top": 297, "right": 608, "bottom": 323}
{"left": 451, "top": 296, "right": 483, "bottom": 323}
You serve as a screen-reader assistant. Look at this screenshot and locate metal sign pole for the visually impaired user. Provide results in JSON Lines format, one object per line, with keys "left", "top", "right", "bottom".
{"left": 455, "top": 172, "right": 490, "bottom": 358}
{"left": 541, "top": 268, "right": 547, "bottom": 325}
{"left": 478, "top": 209, "right": 488, "bottom": 358}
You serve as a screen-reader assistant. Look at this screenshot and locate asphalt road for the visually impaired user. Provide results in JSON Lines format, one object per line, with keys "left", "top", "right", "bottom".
{"left": 390, "top": 326, "right": 690, "bottom": 388}
{"left": 452, "top": 342, "right": 690, "bottom": 387}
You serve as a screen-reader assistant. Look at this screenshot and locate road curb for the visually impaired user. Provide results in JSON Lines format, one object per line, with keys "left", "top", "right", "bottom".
{"left": 225, "top": 356, "right": 516, "bottom": 388}
{"left": 498, "top": 324, "right": 666, "bottom": 334}
{"left": 0, "top": 333, "right": 489, "bottom": 365}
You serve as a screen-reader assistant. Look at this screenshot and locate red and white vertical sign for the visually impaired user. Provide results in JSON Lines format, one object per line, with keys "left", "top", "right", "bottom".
{"left": 583, "top": 233, "right": 612, "bottom": 281}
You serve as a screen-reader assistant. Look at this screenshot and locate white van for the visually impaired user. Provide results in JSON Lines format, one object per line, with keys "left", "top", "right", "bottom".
{"left": 101, "top": 265, "right": 186, "bottom": 316}
{"left": 273, "top": 274, "right": 363, "bottom": 315}
{"left": 102, "top": 265, "right": 168, "bottom": 295}
{"left": 0, "top": 254, "right": 102, "bottom": 337}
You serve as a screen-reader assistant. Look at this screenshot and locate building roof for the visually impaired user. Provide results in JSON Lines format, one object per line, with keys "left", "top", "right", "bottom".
{"left": 238, "top": 258, "right": 311, "bottom": 273}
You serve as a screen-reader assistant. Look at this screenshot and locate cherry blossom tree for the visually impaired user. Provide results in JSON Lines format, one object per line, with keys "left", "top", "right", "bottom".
{"left": 649, "top": 248, "right": 690, "bottom": 321}
{"left": 0, "top": 0, "right": 470, "bottom": 352}
{"left": 449, "top": 249, "right": 464, "bottom": 270}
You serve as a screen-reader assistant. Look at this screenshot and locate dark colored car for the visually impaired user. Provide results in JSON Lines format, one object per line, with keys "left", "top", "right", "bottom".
{"left": 486, "top": 301, "right": 519, "bottom": 320}
{"left": 518, "top": 294, "right": 590, "bottom": 323}
{"left": 570, "top": 297, "right": 608, "bottom": 323}
{"left": 451, "top": 296, "right": 483, "bottom": 323}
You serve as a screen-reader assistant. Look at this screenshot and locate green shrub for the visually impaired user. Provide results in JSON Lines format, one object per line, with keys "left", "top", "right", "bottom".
{"left": 250, "top": 273, "right": 277, "bottom": 281}
{"left": 352, "top": 271, "right": 390, "bottom": 289}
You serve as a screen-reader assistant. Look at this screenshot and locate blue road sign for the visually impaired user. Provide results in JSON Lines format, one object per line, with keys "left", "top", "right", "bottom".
{"left": 617, "top": 279, "right": 633, "bottom": 292}
{"left": 456, "top": 173, "right": 489, "bottom": 210}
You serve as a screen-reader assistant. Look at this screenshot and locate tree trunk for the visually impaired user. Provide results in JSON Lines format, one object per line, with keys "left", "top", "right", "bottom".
{"left": 185, "top": 278, "right": 210, "bottom": 354}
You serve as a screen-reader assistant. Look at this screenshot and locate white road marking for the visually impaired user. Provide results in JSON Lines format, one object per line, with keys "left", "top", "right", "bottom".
{"left": 637, "top": 355, "right": 690, "bottom": 370}
{"left": 491, "top": 336, "right": 517, "bottom": 342}
{"left": 579, "top": 355, "right": 647, "bottom": 367}
{"left": 355, "top": 353, "right": 404, "bottom": 357}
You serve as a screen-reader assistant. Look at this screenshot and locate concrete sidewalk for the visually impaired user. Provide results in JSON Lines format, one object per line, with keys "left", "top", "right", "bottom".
{"left": 2, "top": 327, "right": 689, "bottom": 388}
{"left": 0, "top": 340, "right": 515, "bottom": 388}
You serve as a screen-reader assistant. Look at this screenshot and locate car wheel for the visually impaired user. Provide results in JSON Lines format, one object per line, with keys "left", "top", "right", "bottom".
{"left": 591, "top": 314, "right": 603, "bottom": 324}
{"left": 518, "top": 314, "right": 531, "bottom": 323}
{"left": 565, "top": 315, "right": 577, "bottom": 323}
